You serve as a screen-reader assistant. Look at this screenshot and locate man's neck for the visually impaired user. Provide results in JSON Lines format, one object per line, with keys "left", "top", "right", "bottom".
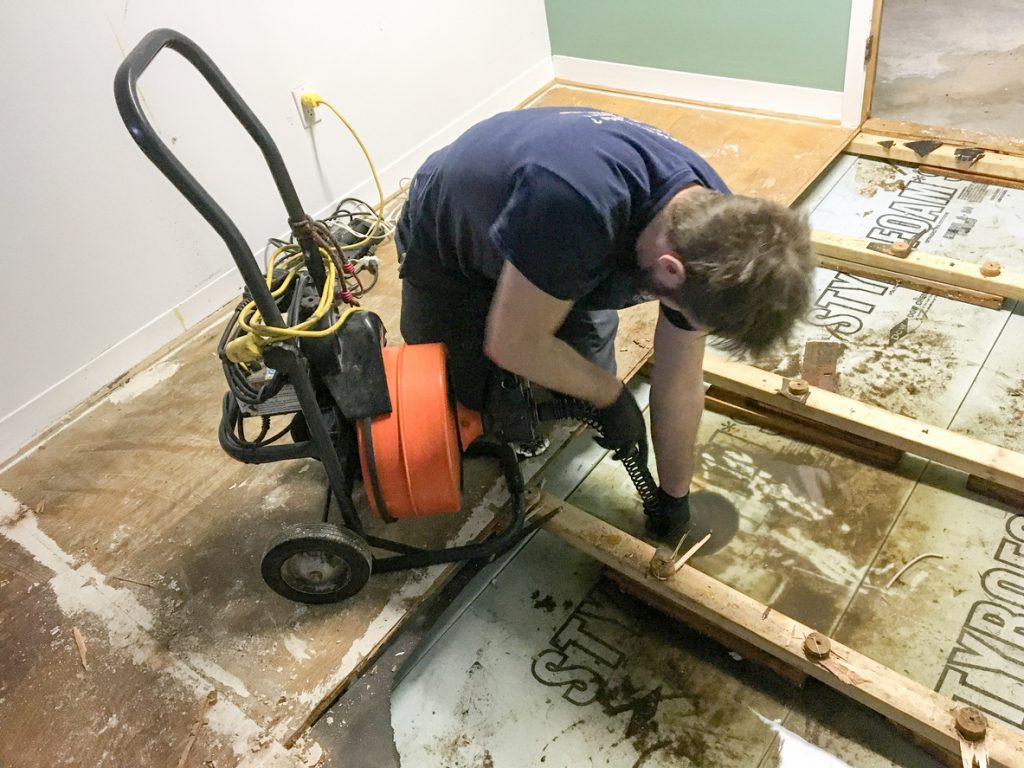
{"left": 635, "top": 183, "right": 706, "bottom": 268}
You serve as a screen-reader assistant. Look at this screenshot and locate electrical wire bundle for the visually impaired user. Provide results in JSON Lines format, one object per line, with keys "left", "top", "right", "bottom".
{"left": 217, "top": 96, "right": 396, "bottom": 450}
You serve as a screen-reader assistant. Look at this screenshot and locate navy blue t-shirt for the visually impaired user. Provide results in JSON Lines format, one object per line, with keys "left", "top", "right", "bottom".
{"left": 398, "top": 107, "right": 729, "bottom": 318}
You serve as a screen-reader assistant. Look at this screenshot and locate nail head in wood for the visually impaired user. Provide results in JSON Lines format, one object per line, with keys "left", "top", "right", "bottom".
{"left": 889, "top": 240, "right": 912, "bottom": 257}
{"left": 803, "top": 631, "right": 831, "bottom": 660}
{"left": 979, "top": 260, "right": 1002, "bottom": 277}
{"left": 955, "top": 706, "right": 988, "bottom": 742}
{"left": 787, "top": 378, "right": 810, "bottom": 397}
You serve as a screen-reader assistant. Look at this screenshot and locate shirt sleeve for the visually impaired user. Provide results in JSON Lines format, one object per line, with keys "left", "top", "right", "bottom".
{"left": 489, "top": 164, "right": 615, "bottom": 302}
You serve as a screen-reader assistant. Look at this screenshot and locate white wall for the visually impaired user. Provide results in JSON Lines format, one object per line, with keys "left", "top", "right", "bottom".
{"left": 0, "top": 0, "right": 553, "bottom": 463}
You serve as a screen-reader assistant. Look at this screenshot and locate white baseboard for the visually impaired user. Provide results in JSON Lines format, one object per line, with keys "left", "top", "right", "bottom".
{"left": 553, "top": 55, "right": 844, "bottom": 122}
{"left": 0, "top": 57, "right": 556, "bottom": 466}
{"left": 0, "top": 269, "right": 243, "bottom": 467}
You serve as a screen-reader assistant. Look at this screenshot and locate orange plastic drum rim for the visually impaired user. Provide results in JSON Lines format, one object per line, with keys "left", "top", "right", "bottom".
{"left": 357, "top": 344, "right": 463, "bottom": 519}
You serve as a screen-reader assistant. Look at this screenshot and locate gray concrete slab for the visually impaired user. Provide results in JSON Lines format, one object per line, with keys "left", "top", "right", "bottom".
{"left": 872, "top": 0, "right": 1024, "bottom": 138}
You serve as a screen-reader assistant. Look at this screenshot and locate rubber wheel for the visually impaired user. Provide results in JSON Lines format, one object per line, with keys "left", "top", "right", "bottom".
{"left": 261, "top": 523, "right": 372, "bottom": 604}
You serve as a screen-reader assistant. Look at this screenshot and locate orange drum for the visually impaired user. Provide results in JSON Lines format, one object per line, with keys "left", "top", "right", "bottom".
{"left": 357, "top": 343, "right": 481, "bottom": 519}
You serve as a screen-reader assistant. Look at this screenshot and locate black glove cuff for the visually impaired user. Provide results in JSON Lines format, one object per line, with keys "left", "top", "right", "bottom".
{"left": 646, "top": 487, "right": 692, "bottom": 538}
{"left": 657, "top": 488, "right": 689, "bottom": 505}
{"left": 597, "top": 385, "right": 630, "bottom": 417}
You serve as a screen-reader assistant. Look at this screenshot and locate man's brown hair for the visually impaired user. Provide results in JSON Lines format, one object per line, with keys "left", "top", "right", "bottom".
{"left": 664, "top": 192, "right": 814, "bottom": 354}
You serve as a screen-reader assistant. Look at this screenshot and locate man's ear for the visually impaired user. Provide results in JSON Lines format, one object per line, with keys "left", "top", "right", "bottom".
{"left": 656, "top": 253, "right": 686, "bottom": 291}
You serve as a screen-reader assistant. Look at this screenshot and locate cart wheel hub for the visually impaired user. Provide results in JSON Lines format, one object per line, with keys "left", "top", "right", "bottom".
{"left": 262, "top": 523, "right": 372, "bottom": 604}
{"left": 280, "top": 551, "right": 350, "bottom": 594}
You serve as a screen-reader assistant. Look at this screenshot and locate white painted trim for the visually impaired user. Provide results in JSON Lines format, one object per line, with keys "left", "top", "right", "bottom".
{"left": 0, "top": 56, "right": 555, "bottom": 466}
{"left": 841, "top": 0, "right": 876, "bottom": 127}
{"left": 552, "top": 55, "right": 844, "bottom": 122}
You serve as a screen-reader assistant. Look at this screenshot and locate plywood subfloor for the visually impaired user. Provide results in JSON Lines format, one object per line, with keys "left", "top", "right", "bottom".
{"left": 0, "top": 86, "right": 856, "bottom": 767}
{"left": 532, "top": 85, "right": 855, "bottom": 205}
{"left": 871, "top": 0, "right": 1024, "bottom": 140}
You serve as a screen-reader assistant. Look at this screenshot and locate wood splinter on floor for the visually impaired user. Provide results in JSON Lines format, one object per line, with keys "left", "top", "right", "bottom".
{"left": 72, "top": 626, "right": 89, "bottom": 671}
{"left": 176, "top": 691, "right": 219, "bottom": 768}
{"left": 885, "top": 553, "right": 945, "bottom": 590}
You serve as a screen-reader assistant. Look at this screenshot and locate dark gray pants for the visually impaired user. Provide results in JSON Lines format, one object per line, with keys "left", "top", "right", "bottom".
{"left": 400, "top": 278, "right": 618, "bottom": 412}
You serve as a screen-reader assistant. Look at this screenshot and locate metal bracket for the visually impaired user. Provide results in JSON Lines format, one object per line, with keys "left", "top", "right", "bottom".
{"left": 954, "top": 147, "right": 985, "bottom": 168}
{"left": 904, "top": 139, "right": 943, "bottom": 158}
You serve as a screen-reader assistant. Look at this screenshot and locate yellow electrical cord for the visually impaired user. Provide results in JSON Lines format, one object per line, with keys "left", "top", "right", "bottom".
{"left": 239, "top": 249, "right": 361, "bottom": 338}
{"left": 225, "top": 94, "right": 383, "bottom": 362}
{"left": 301, "top": 93, "right": 385, "bottom": 250}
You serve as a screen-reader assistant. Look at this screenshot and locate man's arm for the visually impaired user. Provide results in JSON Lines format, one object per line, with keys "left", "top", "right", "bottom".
{"left": 649, "top": 309, "right": 706, "bottom": 496}
{"left": 485, "top": 262, "right": 621, "bottom": 407}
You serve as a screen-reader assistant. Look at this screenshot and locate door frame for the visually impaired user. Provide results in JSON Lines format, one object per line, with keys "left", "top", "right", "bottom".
{"left": 842, "top": 0, "right": 885, "bottom": 127}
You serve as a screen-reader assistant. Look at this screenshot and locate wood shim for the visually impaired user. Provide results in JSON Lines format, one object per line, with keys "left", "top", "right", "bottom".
{"left": 701, "top": 353, "right": 1024, "bottom": 494}
{"left": 812, "top": 230, "right": 1024, "bottom": 303}
{"left": 540, "top": 495, "right": 1024, "bottom": 767}
{"left": 849, "top": 132, "right": 1024, "bottom": 182}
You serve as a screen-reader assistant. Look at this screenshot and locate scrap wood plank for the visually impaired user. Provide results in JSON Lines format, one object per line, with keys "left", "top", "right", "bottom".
{"left": 849, "top": 132, "right": 1024, "bottom": 182}
{"left": 812, "top": 229, "right": 1024, "bottom": 302}
{"left": 540, "top": 495, "right": 1024, "bottom": 767}
{"left": 965, "top": 475, "right": 1024, "bottom": 510}
{"left": 702, "top": 353, "right": 1024, "bottom": 494}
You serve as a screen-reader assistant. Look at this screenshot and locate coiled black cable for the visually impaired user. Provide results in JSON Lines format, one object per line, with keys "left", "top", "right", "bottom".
{"left": 537, "top": 396, "right": 660, "bottom": 514}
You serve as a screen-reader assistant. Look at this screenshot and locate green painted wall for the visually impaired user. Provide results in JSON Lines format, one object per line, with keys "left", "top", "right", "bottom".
{"left": 545, "top": 0, "right": 852, "bottom": 92}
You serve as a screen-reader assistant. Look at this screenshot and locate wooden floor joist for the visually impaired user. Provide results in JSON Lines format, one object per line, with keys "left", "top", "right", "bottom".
{"left": 814, "top": 252, "right": 1004, "bottom": 309}
{"left": 849, "top": 131, "right": 1024, "bottom": 183}
{"left": 540, "top": 495, "right": 1024, "bottom": 768}
{"left": 703, "top": 385, "right": 903, "bottom": 469}
{"left": 607, "top": 569, "right": 810, "bottom": 688}
{"left": 701, "top": 353, "right": 1024, "bottom": 495}
{"left": 861, "top": 118, "right": 1024, "bottom": 157}
{"left": 812, "top": 230, "right": 1024, "bottom": 303}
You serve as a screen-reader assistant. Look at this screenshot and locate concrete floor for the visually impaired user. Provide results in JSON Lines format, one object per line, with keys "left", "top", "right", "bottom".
{"left": 872, "top": 0, "right": 1024, "bottom": 136}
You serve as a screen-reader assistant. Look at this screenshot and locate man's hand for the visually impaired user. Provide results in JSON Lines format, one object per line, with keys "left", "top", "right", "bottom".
{"left": 594, "top": 385, "right": 648, "bottom": 462}
{"left": 645, "top": 488, "right": 691, "bottom": 538}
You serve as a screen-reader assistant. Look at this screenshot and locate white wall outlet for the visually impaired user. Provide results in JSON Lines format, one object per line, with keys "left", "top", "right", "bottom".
{"left": 291, "top": 85, "right": 320, "bottom": 129}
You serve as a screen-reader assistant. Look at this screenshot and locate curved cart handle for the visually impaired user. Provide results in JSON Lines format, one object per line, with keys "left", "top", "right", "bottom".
{"left": 114, "top": 28, "right": 313, "bottom": 327}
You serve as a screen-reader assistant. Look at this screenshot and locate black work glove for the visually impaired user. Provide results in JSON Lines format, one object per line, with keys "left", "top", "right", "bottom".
{"left": 594, "top": 385, "right": 648, "bottom": 463}
{"left": 645, "top": 488, "right": 692, "bottom": 539}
